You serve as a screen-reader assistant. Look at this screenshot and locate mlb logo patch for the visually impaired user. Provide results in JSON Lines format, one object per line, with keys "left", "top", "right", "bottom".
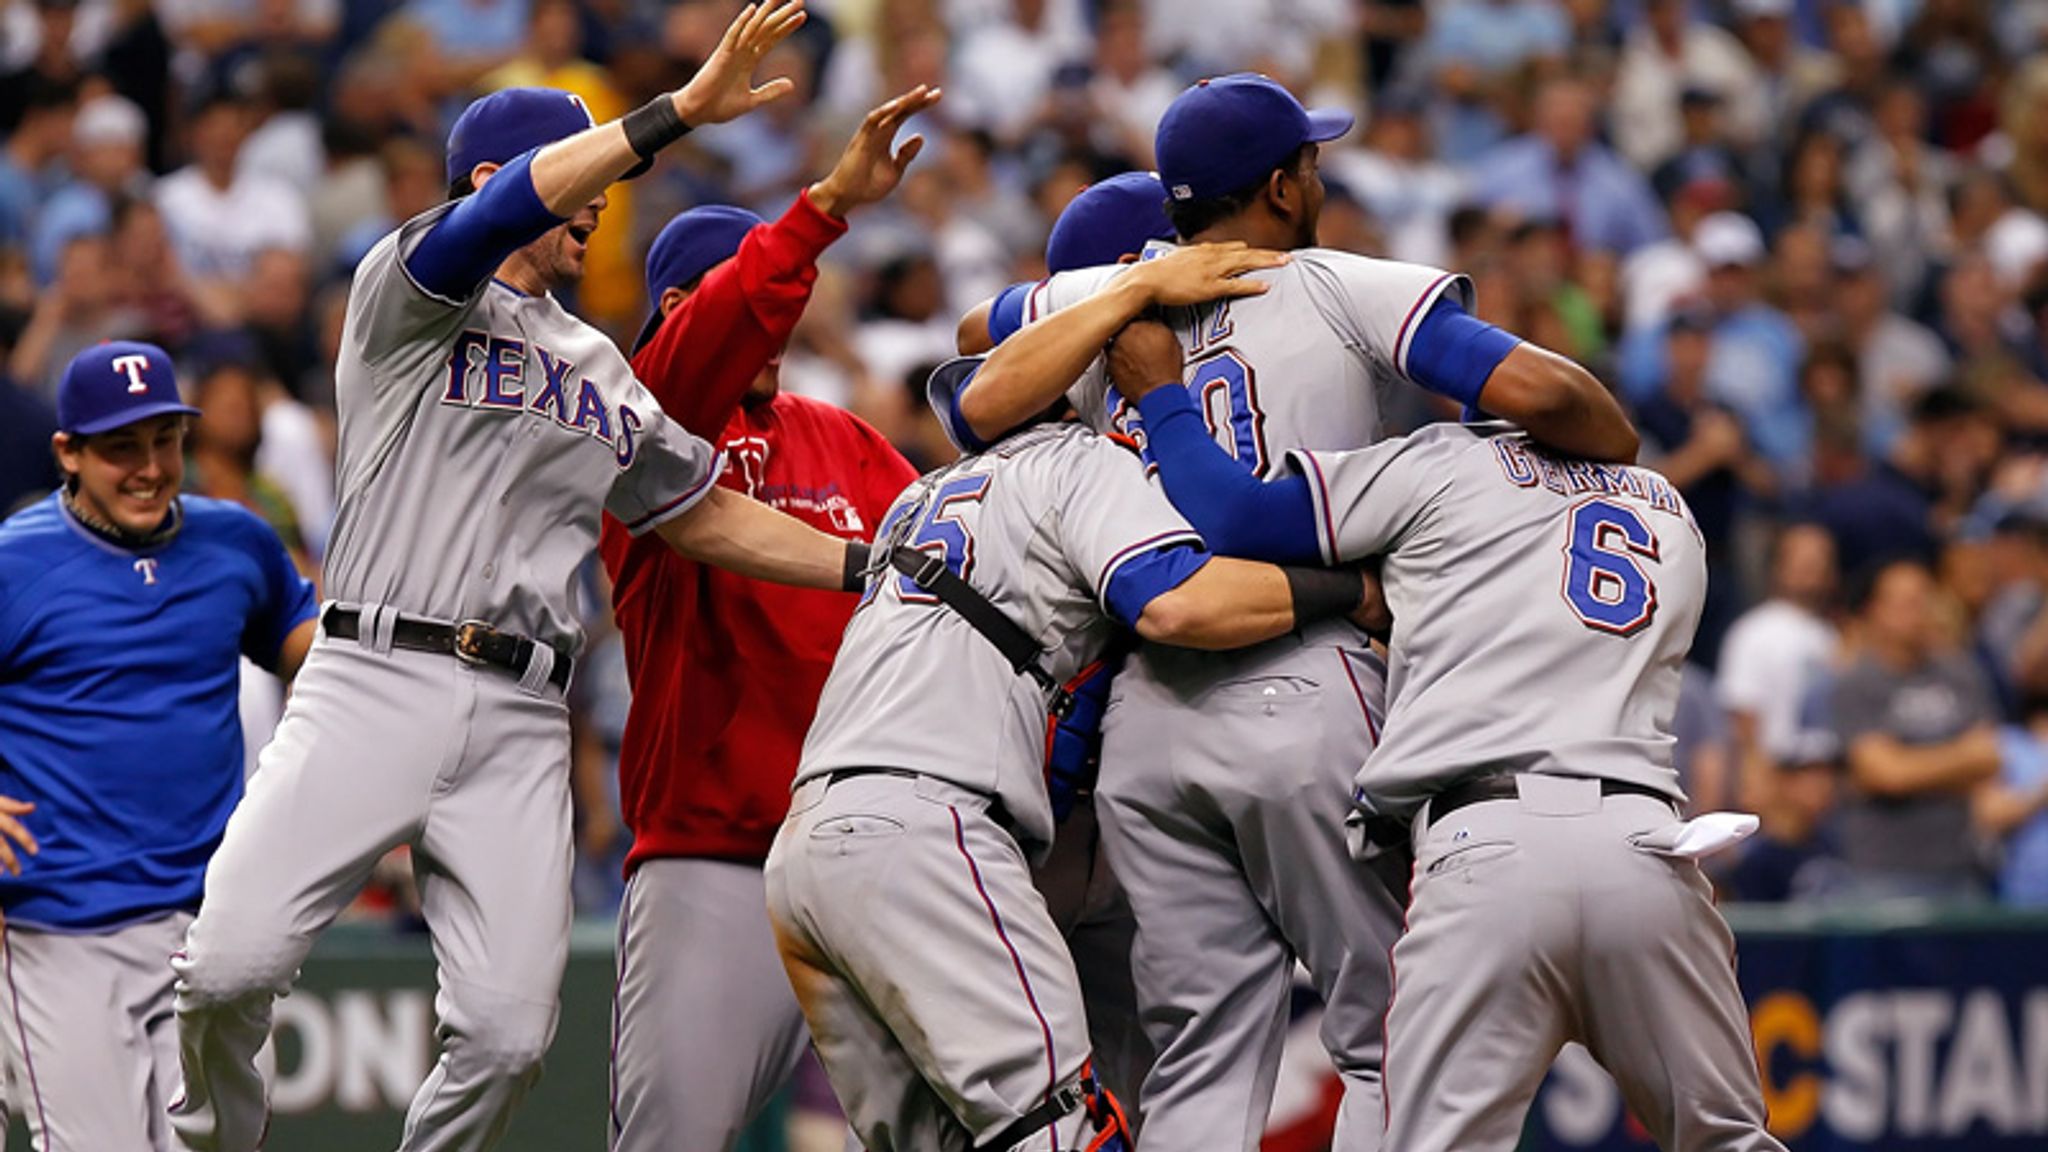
{"left": 1170, "top": 183, "right": 1193, "bottom": 200}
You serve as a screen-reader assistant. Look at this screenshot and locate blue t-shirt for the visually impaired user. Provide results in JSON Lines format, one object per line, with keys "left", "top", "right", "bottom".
{"left": 1997, "top": 726, "right": 2048, "bottom": 908}
{"left": 0, "top": 494, "right": 317, "bottom": 931}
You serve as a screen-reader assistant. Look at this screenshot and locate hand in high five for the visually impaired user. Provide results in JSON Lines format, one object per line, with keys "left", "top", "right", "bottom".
{"left": 673, "top": 1, "right": 809, "bottom": 128}
{"left": 0, "top": 795, "right": 37, "bottom": 876}
{"left": 809, "top": 84, "right": 944, "bottom": 219}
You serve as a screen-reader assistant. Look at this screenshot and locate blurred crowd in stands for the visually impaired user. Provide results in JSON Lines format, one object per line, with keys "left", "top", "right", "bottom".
{"left": 5, "top": 0, "right": 2048, "bottom": 916}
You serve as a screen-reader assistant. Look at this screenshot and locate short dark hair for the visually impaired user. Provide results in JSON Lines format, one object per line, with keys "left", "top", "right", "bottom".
{"left": 447, "top": 173, "right": 476, "bottom": 201}
{"left": 1845, "top": 555, "right": 1930, "bottom": 615}
{"left": 1164, "top": 144, "right": 1310, "bottom": 239}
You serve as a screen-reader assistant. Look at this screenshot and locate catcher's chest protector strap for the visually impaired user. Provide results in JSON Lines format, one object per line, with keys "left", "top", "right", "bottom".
{"left": 885, "top": 545, "right": 1074, "bottom": 719}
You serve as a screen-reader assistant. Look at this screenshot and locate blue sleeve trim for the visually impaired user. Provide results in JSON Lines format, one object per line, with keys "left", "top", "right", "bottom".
{"left": 1134, "top": 387, "right": 1321, "bottom": 564}
{"left": 1405, "top": 297, "right": 1521, "bottom": 409}
{"left": 403, "top": 150, "right": 567, "bottom": 302}
{"left": 932, "top": 360, "right": 995, "bottom": 454}
{"left": 1104, "top": 544, "right": 1208, "bottom": 629}
{"left": 987, "top": 281, "right": 1033, "bottom": 345}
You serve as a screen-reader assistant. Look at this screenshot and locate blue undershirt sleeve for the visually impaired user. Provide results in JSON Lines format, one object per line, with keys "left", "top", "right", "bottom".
{"left": 403, "top": 150, "right": 567, "bottom": 302}
{"left": 986, "top": 281, "right": 1033, "bottom": 345}
{"left": 1134, "top": 386, "right": 1321, "bottom": 565}
{"left": 1404, "top": 297, "right": 1522, "bottom": 410}
{"left": 1103, "top": 544, "right": 1209, "bottom": 630}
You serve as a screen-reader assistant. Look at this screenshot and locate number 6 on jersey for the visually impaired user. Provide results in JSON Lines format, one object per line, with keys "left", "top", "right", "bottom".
{"left": 1560, "top": 497, "right": 1660, "bottom": 637}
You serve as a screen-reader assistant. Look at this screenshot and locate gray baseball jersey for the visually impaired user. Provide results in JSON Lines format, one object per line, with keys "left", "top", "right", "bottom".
{"left": 173, "top": 200, "right": 722, "bottom": 1152}
{"left": 1288, "top": 426, "right": 1778, "bottom": 1152}
{"left": 324, "top": 202, "right": 723, "bottom": 652}
{"left": 797, "top": 420, "right": 1201, "bottom": 851}
{"left": 1286, "top": 424, "right": 1705, "bottom": 816}
{"left": 1011, "top": 244, "right": 1465, "bottom": 1151}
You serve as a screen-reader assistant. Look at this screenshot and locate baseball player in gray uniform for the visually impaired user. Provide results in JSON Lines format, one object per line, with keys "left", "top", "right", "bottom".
{"left": 167, "top": 7, "right": 870, "bottom": 1152}
{"left": 946, "top": 74, "right": 1639, "bottom": 1150}
{"left": 767, "top": 402, "right": 1380, "bottom": 1151}
{"left": 1110, "top": 322, "right": 1783, "bottom": 1152}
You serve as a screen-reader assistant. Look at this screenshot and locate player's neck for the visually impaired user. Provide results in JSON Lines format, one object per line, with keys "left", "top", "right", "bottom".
{"left": 494, "top": 254, "right": 549, "bottom": 297}
{"left": 62, "top": 486, "right": 182, "bottom": 550}
{"left": 1187, "top": 216, "right": 1298, "bottom": 252}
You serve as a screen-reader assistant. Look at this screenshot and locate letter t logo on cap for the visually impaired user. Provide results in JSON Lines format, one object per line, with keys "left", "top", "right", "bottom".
{"left": 111, "top": 354, "right": 151, "bottom": 394}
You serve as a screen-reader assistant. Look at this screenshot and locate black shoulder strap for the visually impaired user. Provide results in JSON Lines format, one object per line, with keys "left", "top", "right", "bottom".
{"left": 886, "top": 545, "right": 1075, "bottom": 718}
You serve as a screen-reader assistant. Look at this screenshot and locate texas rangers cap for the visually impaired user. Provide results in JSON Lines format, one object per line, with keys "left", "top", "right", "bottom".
{"left": 1045, "top": 172, "right": 1176, "bottom": 272}
{"left": 445, "top": 87, "right": 652, "bottom": 187}
{"left": 632, "top": 204, "right": 765, "bottom": 352}
{"left": 1154, "top": 74, "right": 1354, "bottom": 203}
{"left": 58, "top": 341, "right": 199, "bottom": 435}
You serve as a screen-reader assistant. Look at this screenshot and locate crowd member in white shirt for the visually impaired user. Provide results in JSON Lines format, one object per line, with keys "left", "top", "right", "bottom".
{"left": 154, "top": 89, "right": 311, "bottom": 285}
{"left": 1719, "top": 521, "right": 1842, "bottom": 791}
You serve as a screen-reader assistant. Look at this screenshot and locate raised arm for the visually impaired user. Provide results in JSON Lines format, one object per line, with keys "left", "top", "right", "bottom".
{"left": 956, "top": 243, "right": 1287, "bottom": 442}
{"left": 406, "top": 1, "right": 807, "bottom": 300}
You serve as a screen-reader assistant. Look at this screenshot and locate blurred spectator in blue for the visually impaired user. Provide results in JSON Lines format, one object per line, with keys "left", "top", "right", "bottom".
{"left": 11, "top": 231, "right": 144, "bottom": 400}
{"left": 401, "top": 0, "right": 530, "bottom": 89}
{"left": 1622, "top": 210, "right": 1805, "bottom": 477}
{"left": 1825, "top": 248, "right": 1946, "bottom": 458}
{"left": 0, "top": 0, "right": 91, "bottom": 133}
{"left": 1798, "top": 1, "right": 1889, "bottom": 154}
{"left": 1985, "top": 690, "right": 2048, "bottom": 906}
{"left": 1813, "top": 387, "right": 1999, "bottom": 575}
{"left": 1648, "top": 87, "right": 1753, "bottom": 209}
{"left": 154, "top": 89, "right": 310, "bottom": 287}
{"left": 1936, "top": 250, "right": 2036, "bottom": 378}
{"left": 1327, "top": 88, "right": 1464, "bottom": 268}
{"left": 949, "top": 0, "right": 1087, "bottom": 148}
{"left": 1718, "top": 728, "right": 1846, "bottom": 903}
{"left": 1424, "top": 0, "right": 1570, "bottom": 163}
{"left": 1729, "top": 0, "right": 1838, "bottom": 183}
{"left": 1611, "top": 0, "right": 1765, "bottom": 174}
{"left": 1638, "top": 305, "right": 1777, "bottom": 664}
{"left": 1829, "top": 557, "right": 2001, "bottom": 903}
{"left": 0, "top": 309, "right": 59, "bottom": 519}
{"left": 1674, "top": 661, "right": 1734, "bottom": 815}
{"left": 1471, "top": 75, "right": 1669, "bottom": 255}
{"left": 1767, "top": 128, "right": 1861, "bottom": 241}
{"left": 31, "top": 91, "right": 147, "bottom": 285}
{"left": 0, "top": 76, "right": 77, "bottom": 247}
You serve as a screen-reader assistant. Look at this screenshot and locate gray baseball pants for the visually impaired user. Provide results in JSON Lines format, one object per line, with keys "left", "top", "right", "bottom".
{"left": 1032, "top": 797, "right": 1151, "bottom": 1129}
{"left": 1093, "top": 643, "right": 1400, "bottom": 1152}
{"left": 170, "top": 634, "right": 574, "bottom": 1152}
{"left": 766, "top": 771, "right": 1112, "bottom": 1151}
{"left": 1386, "top": 774, "right": 1784, "bottom": 1152}
{"left": 608, "top": 857, "right": 810, "bottom": 1152}
{"left": 1, "top": 913, "right": 188, "bottom": 1151}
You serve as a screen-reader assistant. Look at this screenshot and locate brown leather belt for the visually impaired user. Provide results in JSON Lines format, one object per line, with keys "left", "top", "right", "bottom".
{"left": 321, "top": 605, "right": 572, "bottom": 692}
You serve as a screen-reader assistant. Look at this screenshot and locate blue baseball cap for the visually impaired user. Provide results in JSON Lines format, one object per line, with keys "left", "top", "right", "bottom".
{"left": 445, "top": 87, "right": 652, "bottom": 187}
{"left": 1155, "top": 74, "right": 1354, "bottom": 203}
{"left": 58, "top": 341, "right": 198, "bottom": 435}
{"left": 1046, "top": 172, "right": 1176, "bottom": 272}
{"left": 632, "top": 204, "right": 765, "bottom": 352}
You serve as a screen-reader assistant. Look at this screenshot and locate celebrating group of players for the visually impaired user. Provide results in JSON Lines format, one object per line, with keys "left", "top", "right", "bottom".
{"left": 0, "top": 2, "right": 1792, "bottom": 1150}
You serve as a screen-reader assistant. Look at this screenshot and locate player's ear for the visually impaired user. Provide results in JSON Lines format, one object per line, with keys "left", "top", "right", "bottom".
{"left": 50, "top": 432, "right": 81, "bottom": 482}
{"left": 659, "top": 285, "right": 690, "bottom": 316}
{"left": 469, "top": 161, "right": 503, "bottom": 192}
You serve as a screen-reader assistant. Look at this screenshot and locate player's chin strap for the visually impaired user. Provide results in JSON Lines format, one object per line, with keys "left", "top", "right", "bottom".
{"left": 974, "top": 1062, "right": 1131, "bottom": 1152}
{"left": 885, "top": 545, "right": 1074, "bottom": 719}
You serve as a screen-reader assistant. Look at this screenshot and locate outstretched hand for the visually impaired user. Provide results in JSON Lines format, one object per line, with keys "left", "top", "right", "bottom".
{"left": 673, "top": 1, "right": 809, "bottom": 128}
{"left": 811, "top": 84, "right": 943, "bottom": 218}
{"left": 1106, "top": 319, "right": 1183, "bottom": 402}
{"left": 0, "top": 795, "right": 37, "bottom": 876}
{"left": 1126, "top": 241, "right": 1287, "bottom": 308}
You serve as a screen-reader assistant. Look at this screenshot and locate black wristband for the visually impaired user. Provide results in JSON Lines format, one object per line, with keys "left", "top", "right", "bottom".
{"left": 1282, "top": 565, "right": 1363, "bottom": 625}
{"left": 842, "top": 541, "right": 872, "bottom": 593}
{"left": 623, "top": 96, "right": 691, "bottom": 162}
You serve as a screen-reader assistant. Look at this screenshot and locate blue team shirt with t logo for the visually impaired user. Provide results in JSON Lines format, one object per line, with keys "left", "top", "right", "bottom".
{"left": 0, "top": 493, "right": 317, "bottom": 931}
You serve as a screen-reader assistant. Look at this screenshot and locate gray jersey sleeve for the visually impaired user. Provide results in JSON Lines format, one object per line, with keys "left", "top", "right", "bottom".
{"left": 1055, "top": 435, "right": 1204, "bottom": 615}
{"left": 348, "top": 204, "right": 481, "bottom": 374}
{"left": 1283, "top": 425, "right": 1468, "bottom": 564}
{"left": 1295, "top": 251, "right": 1471, "bottom": 379}
{"left": 604, "top": 401, "right": 726, "bottom": 536}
